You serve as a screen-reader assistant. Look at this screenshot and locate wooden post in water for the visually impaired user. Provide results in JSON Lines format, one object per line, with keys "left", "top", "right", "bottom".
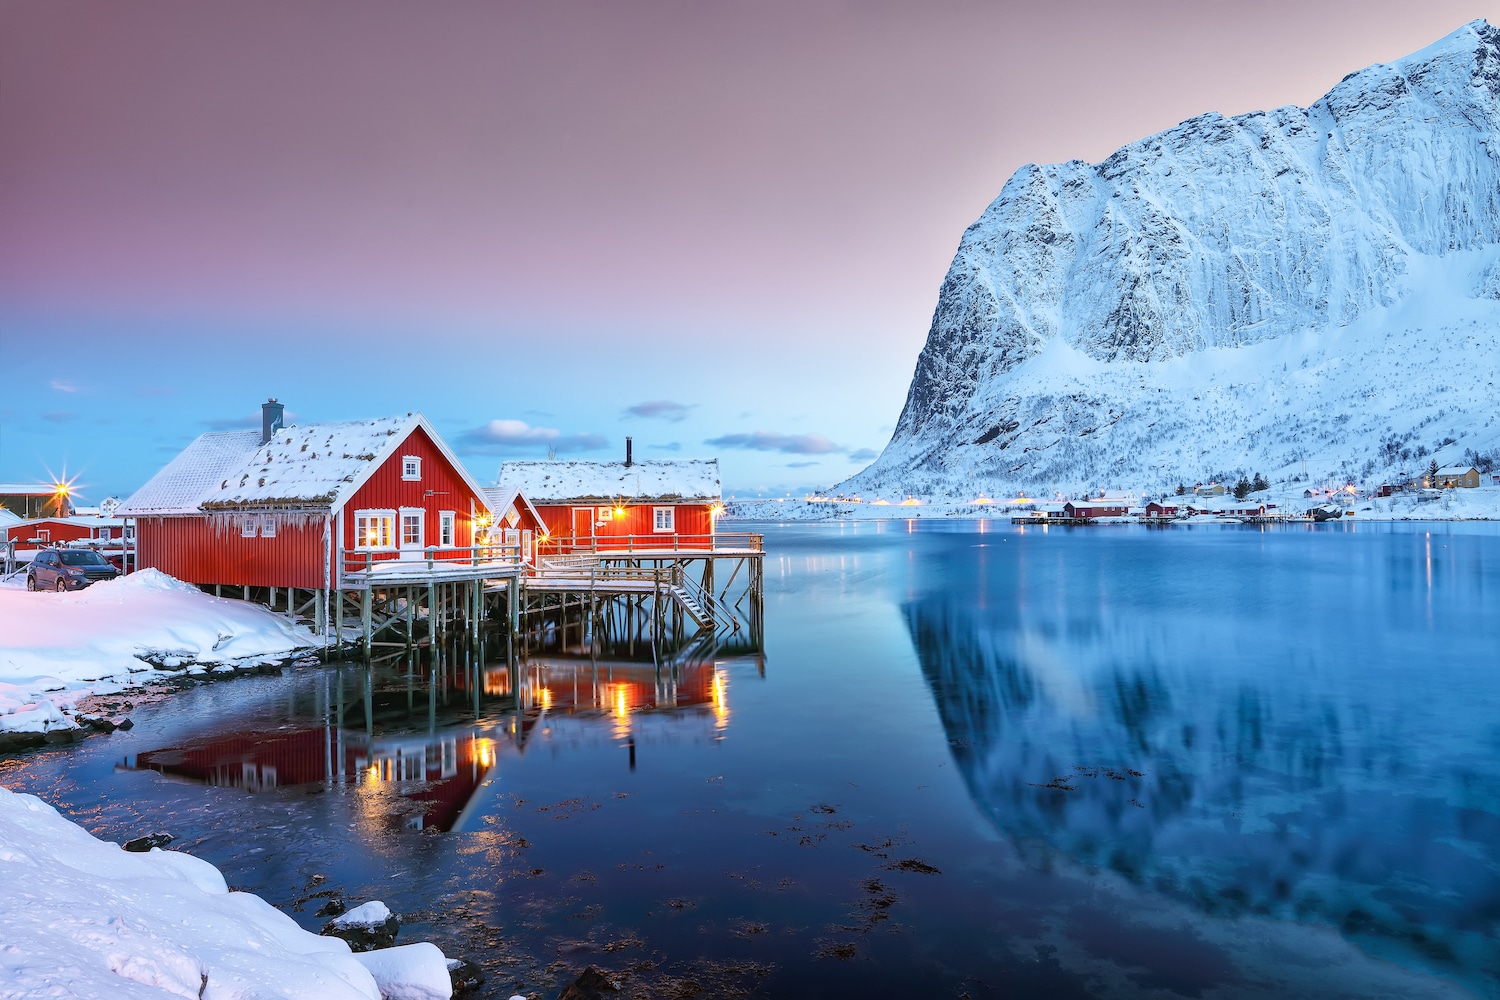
{"left": 360, "top": 589, "right": 372, "bottom": 662}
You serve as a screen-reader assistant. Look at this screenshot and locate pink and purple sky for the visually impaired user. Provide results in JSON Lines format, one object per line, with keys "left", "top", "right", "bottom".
{"left": 2, "top": 1, "right": 1495, "bottom": 499}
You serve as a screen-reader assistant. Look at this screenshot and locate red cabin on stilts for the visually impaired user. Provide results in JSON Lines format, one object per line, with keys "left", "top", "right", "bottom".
{"left": 118, "top": 400, "right": 500, "bottom": 594}
{"left": 497, "top": 440, "right": 722, "bottom": 555}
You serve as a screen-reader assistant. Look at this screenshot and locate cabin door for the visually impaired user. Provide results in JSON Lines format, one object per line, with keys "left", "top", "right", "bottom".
{"left": 399, "top": 508, "right": 425, "bottom": 560}
{"left": 572, "top": 507, "right": 594, "bottom": 551}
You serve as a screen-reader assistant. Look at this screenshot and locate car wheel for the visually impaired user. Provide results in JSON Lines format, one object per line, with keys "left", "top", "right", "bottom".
{"left": 26, "top": 575, "right": 36, "bottom": 592}
{"left": 56, "top": 578, "right": 68, "bottom": 593}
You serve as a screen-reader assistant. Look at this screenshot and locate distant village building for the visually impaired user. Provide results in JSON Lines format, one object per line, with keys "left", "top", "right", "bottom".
{"left": 497, "top": 439, "right": 722, "bottom": 552}
{"left": 1433, "top": 466, "right": 1481, "bottom": 488}
{"left": 4, "top": 515, "right": 129, "bottom": 549}
{"left": 117, "top": 400, "right": 503, "bottom": 593}
{"left": 1063, "top": 499, "right": 1130, "bottom": 519}
{"left": 1142, "top": 501, "right": 1182, "bottom": 519}
{"left": 0, "top": 483, "right": 68, "bottom": 519}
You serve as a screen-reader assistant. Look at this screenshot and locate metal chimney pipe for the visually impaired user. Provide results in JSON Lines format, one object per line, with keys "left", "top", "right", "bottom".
{"left": 625, "top": 436, "right": 633, "bottom": 467}
{"left": 261, "top": 398, "right": 284, "bottom": 444}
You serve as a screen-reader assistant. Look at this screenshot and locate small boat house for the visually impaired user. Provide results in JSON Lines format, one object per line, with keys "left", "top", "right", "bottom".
{"left": 497, "top": 440, "right": 722, "bottom": 553}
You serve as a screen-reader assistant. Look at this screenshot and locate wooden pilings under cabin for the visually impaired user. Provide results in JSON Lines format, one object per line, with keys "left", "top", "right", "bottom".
{"left": 198, "top": 549, "right": 764, "bottom": 667}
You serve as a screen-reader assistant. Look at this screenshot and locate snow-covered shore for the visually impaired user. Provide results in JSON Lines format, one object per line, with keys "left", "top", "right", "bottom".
{"left": 0, "top": 784, "right": 453, "bottom": 998}
{"left": 724, "top": 485, "right": 1500, "bottom": 523}
{"left": 0, "top": 569, "right": 318, "bottom": 737}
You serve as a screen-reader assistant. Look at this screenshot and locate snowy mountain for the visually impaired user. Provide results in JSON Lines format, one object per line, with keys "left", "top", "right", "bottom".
{"left": 845, "top": 20, "right": 1500, "bottom": 500}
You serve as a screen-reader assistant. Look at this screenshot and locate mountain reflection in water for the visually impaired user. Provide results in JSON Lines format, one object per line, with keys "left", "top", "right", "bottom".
{"left": 907, "top": 534, "right": 1500, "bottom": 973}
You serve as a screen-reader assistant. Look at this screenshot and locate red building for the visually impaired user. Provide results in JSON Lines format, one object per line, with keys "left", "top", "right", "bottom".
{"left": 118, "top": 400, "right": 500, "bottom": 591}
{"left": 5, "top": 515, "right": 128, "bottom": 548}
{"left": 1063, "top": 500, "right": 1130, "bottom": 519}
{"left": 1142, "top": 501, "right": 1182, "bottom": 518}
{"left": 496, "top": 442, "right": 722, "bottom": 553}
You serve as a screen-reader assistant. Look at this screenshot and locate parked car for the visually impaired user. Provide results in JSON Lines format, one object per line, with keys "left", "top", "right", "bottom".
{"left": 27, "top": 548, "right": 120, "bottom": 591}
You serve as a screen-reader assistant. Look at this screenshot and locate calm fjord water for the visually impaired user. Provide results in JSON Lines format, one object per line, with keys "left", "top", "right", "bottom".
{"left": 4, "top": 520, "right": 1498, "bottom": 998}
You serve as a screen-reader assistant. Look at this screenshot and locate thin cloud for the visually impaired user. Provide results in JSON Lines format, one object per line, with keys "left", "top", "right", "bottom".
{"left": 786, "top": 460, "right": 820, "bottom": 468}
{"left": 624, "top": 400, "right": 693, "bottom": 422}
{"left": 41, "top": 411, "right": 78, "bottom": 423}
{"left": 848, "top": 448, "right": 878, "bottom": 462}
{"left": 706, "top": 431, "right": 843, "bottom": 455}
{"left": 49, "top": 379, "right": 78, "bottom": 393}
{"left": 649, "top": 442, "right": 682, "bottom": 451}
{"left": 455, "top": 418, "right": 606, "bottom": 455}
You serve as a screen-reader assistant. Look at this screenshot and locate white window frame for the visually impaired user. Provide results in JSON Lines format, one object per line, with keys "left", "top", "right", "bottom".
{"left": 652, "top": 506, "right": 675, "bottom": 533}
{"left": 401, "top": 455, "right": 422, "bottom": 481}
{"left": 353, "top": 509, "right": 397, "bottom": 550}
{"left": 399, "top": 507, "right": 425, "bottom": 553}
{"left": 241, "top": 514, "right": 259, "bottom": 538}
{"left": 261, "top": 514, "right": 277, "bottom": 539}
{"left": 596, "top": 505, "right": 612, "bottom": 525}
{"left": 438, "top": 510, "right": 456, "bottom": 547}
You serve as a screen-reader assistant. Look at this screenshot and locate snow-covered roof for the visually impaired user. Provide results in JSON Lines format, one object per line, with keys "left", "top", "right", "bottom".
{"left": 496, "top": 460, "right": 721, "bottom": 504}
{"left": 0, "top": 508, "right": 21, "bottom": 527}
{"left": 1436, "top": 466, "right": 1478, "bottom": 476}
{"left": 479, "top": 487, "right": 545, "bottom": 528}
{"left": 119, "top": 414, "right": 489, "bottom": 516}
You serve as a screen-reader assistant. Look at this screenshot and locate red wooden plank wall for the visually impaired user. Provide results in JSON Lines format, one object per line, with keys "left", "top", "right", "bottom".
{"left": 135, "top": 516, "right": 326, "bottom": 589}
{"left": 340, "top": 427, "right": 484, "bottom": 552}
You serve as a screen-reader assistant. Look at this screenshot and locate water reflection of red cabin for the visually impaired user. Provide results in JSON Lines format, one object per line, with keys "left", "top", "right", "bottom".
{"left": 131, "top": 727, "right": 494, "bottom": 831}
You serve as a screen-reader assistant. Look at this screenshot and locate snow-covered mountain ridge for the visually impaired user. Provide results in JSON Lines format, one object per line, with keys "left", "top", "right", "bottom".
{"left": 846, "top": 20, "right": 1500, "bottom": 498}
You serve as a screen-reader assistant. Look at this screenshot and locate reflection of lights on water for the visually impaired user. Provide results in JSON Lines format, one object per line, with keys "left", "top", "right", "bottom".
{"left": 614, "top": 685, "right": 629, "bottom": 720}
{"left": 711, "top": 670, "right": 729, "bottom": 727}
{"left": 539, "top": 687, "right": 553, "bottom": 710}
{"left": 474, "top": 736, "right": 495, "bottom": 769}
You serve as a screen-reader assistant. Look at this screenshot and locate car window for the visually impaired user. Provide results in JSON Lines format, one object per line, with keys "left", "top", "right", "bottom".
{"left": 60, "top": 550, "right": 107, "bottom": 566}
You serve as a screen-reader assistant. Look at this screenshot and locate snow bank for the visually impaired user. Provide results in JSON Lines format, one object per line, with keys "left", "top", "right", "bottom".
{"left": 352, "top": 944, "right": 453, "bottom": 1000}
{"left": 0, "top": 568, "right": 318, "bottom": 735}
{"left": 0, "top": 784, "right": 381, "bottom": 999}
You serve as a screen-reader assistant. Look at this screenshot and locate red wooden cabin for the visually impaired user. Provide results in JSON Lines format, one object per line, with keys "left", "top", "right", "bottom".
{"left": 1063, "top": 500, "right": 1130, "bottom": 519}
{"left": 496, "top": 445, "right": 721, "bottom": 554}
{"left": 118, "top": 400, "right": 499, "bottom": 593}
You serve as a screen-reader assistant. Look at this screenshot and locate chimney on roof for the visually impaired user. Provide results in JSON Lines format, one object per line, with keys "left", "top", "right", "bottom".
{"left": 261, "top": 398, "right": 284, "bottom": 444}
{"left": 625, "top": 436, "right": 633, "bottom": 468}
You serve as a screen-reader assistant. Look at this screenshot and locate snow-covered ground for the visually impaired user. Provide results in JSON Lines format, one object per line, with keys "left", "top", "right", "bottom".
{"left": 0, "top": 569, "right": 317, "bottom": 737}
{"left": 0, "top": 784, "right": 452, "bottom": 998}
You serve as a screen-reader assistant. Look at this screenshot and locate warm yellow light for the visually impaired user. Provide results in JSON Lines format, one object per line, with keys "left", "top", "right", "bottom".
{"left": 711, "top": 670, "right": 728, "bottom": 725}
{"left": 54, "top": 483, "right": 69, "bottom": 497}
{"left": 539, "top": 686, "right": 553, "bottom": 710}
{"left": 901, "top": 497, "right": 920, "bottom": 506}
{"left": 613, "top": 507, "right": 625, "bottom": 519}
{"left": 709, "top": 503, "right": 725, "bottom": 516}
{"left": 871, "top": 499, "right": 889, "bottom": 506}
{"left": 614, "top": 685, "right": 628, "bottom": 720}
{"left": 973, "top": 497, "right": 992, "bottom": 505}
{"left": 474, "top": 737, "right": 495, "bottom": 769}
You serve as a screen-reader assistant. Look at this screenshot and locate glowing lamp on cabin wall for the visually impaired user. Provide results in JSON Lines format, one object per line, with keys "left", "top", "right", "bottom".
{"left": 613, "top": 506, "right": 626, "bottom": 519}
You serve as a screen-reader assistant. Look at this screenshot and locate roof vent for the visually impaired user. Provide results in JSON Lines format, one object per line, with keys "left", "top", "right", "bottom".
{"left": 625, "top": 436, "right": 633, "bottom": 468}
{"left": 261, "top": 398, "right": 284, "bottom": 445}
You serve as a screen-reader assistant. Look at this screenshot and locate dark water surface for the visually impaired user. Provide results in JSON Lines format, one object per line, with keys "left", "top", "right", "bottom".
{"left": 4, "top": 520, "right": 1499, "bottom": 998}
